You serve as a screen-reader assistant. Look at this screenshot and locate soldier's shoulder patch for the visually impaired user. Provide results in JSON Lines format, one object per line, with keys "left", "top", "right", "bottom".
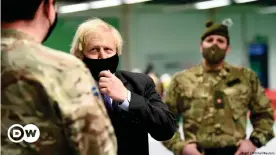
{"left": 91, "top": 86, "right": 100, "bottom": 97}
{"left": 236, "top": 66, "right": 254, "bottom": 75}
{"left": 189, "top": 65, "right": 201, "bottom": 71}
{"left": 180, "top": 66, "right": 199, "bottom": 77}
{"left": 35, "top": 43, "right": 85, "bottom": 68}
{"left": 228, "top": 63, "right": 247, "bottom": 71}
{"left": 171, "top": 71, "right": 186, "bottom": 80}
{"left": 235, "top": 65, "right": 246, "bottom": 70}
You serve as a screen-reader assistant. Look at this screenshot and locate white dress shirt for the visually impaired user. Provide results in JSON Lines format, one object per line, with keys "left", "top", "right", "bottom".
{"left": 109, "top": 90, "right": 131, "bottom": 111}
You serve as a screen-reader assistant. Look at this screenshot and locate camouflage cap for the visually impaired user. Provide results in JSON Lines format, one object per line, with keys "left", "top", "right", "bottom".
{"left": 201, "top": 20, "right": 230, "bottom": 45}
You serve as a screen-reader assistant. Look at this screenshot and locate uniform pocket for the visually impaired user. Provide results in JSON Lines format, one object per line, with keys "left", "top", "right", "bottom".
{"left": 223, "top": 84, "right": 250, "bottom": 120}
{"left": 182, "top": 91, "right": 208, "bottom": 123}
{"left": 223, "top": 84, "right": 249, "bottom": 135}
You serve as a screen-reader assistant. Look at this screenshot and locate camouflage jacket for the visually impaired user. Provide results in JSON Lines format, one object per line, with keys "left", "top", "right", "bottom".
{"left": 163, "top": 62, "right": 274, "bottom": 155}
{"left": 1, "top": 29, "right": 117, "bottom": 155}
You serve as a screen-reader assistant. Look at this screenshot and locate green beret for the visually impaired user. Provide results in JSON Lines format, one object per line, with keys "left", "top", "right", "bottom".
{"left": 201, "top": 20, "right": 230, "bottom": 45}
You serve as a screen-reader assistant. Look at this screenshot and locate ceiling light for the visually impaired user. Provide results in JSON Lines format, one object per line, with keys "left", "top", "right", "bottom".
{"left": 90, "top": 0, "right": 122, "bottom": 9}
{"left": 234, "top": 0, "right": 257, "bottom": 4}
{"left": 194, "top": 0, "right": 231, "bottom": 10}
{"left": 58, "top": 0, "right": 152, "bottom": 14}
{"left": 58, "top": 3, "right": 90, "bottom": 14}
{"left": 124, "top": 0, "right": 152, "bottom": 4}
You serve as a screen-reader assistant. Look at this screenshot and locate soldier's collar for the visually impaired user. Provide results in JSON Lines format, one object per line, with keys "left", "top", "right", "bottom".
{"left": 220, "top": 62, "right": 231, "bottom": 77}
{"left": 196, "top": 61, "right": 230, "bottom": 77}
{"left": 1, "top": 29, "right": 36, "bottom": 42}
{"left": 195, "top": 64, "right": 204, "bottom": 76}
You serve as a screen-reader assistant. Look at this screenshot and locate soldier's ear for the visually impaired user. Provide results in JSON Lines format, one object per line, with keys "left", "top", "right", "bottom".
{"left": 43, "top": 0, "right": 56, "bottom": 24}
{"left": 226, "top": 46, "right": 231, "bottom": 53}
{"left": 200, "top": 44, "right": 203, "bottom": 53}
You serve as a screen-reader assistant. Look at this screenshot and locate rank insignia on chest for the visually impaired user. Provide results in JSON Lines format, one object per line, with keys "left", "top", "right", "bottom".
{"left": 213, "top": 90, "right": 225, "bottom": 109}
{"left": 226, "top": 78, "right": 241, "bottom": 87}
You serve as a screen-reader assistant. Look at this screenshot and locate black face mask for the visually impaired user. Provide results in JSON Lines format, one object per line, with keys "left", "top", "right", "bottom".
{"left": 42, "top": 13, "right": 58, "bottom": 43}
{"left": 83, "top": 54, "right": 119, "bottom": 81}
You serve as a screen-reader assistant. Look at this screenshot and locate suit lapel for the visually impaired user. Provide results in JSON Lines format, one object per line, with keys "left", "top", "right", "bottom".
{"left": 115, "top": 71, "right": 133, "bottom": 91}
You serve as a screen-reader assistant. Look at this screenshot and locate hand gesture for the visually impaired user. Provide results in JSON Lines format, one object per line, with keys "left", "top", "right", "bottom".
{"left": 234, "top": 140, "right": 257, "bottom": 155}
{"left": 182, "top": 143, "right": 201, "bottom": 155}
{"left": 99, "top": 70, "right": 128, "bottom": 102}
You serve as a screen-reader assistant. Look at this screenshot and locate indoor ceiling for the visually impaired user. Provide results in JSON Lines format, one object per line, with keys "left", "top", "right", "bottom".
{"left": 57, "top": 0, "right": 276, "bottom": 6}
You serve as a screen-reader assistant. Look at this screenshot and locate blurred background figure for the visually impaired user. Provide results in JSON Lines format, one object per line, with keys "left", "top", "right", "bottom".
{"left": 160, "top": 73, "right": 172, "bottom": 98}
{"left": 131, "top": 68, "right": 143, "bottom": 73}
{"left": 144, "top": 63, "right": 163, "bottom": 96}
{"left": 34, "top": 0, "right": 276, "bottom": 154}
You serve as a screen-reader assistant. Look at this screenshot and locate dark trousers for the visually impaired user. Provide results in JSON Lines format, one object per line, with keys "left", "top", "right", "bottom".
{"left": 200, "top": 146, "right": 238, "bottom": 155}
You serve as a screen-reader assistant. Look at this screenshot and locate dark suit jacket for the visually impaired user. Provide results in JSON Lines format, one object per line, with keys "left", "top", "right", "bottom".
{"left": 109, "top": 70, "right": 177, "bottom": 155}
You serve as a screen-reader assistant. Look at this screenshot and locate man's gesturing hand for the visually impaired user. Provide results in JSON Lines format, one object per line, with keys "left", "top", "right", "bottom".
{"left": 234, "top": 140, "right": 257, "bottom": 155}
{"left": 182, "top": 143, "right": 201, "bottom": 155}
{"left": 99, "top": 70, "right": 128, "bottom": 102}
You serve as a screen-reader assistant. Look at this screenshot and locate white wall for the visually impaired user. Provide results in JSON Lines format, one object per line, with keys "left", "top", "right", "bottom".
{"left": 60, "top": 4, "right": 276, "bottom": 89}
{"left": 215, "top": 6, "right": 276, "bottom": 89}
{"left": 59, "top": 4, "right": 276, "bottom": 155}
{"left": 129, "top": 5, "right": 276, "bottom": 89}
{"left": 130, "top": 11, "right": 207, "bottom": 74}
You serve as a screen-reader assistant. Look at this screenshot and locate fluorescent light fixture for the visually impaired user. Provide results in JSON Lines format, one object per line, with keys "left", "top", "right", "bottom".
{"left": 162, "top": 4, "right": 194, "bottom": 13}
{"left": 58, "top": 0, "right": 152, "bottom": 14}
{"left": 58, "top": 3, "right": 90, "bottom": 13}
{"left": 194, "top": 0, "right": 230, "bottom": 10}
{"left": 90, "top": 0, "right": 122, "bottom": 9}
{"left": 234, "top": 0, "right": 257, "bottom": 3}
{"left": 124, "top": 0, "right": 152, "bottom": 4}
{"left": 259, "top": 6, "right": 276, "bottom": 14}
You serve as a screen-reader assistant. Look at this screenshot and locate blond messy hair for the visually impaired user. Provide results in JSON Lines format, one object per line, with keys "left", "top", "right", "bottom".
{"left": 70, "top": 18, "right": 123, "bottom": 59}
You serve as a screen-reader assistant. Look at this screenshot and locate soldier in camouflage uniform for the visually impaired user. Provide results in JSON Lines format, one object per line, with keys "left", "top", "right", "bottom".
{"left": 1, "top": 0, "right": 117, "bottom": 155}
{"left": 163, "top": 19, "right": 274, "bottom": 155}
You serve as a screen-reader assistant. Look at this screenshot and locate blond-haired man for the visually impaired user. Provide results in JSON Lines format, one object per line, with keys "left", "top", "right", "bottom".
{"left": 70, "top": 18, "right": 177, "bottom": 155}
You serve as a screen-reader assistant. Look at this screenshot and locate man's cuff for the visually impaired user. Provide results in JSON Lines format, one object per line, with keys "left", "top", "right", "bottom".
{"left": 170, "top": 141, "right": 185, "bottom": 155}
{"left": 118, "top": 90, "right": 131, "bottom": 111}
{"left": 173, "top": 140, "right": 198, "bottom": 155}
{"left": 249, "top": 130, "right": 274, "bottom": 148}
{"left": 249, "top": 136, "right": 263, "bottom": 148}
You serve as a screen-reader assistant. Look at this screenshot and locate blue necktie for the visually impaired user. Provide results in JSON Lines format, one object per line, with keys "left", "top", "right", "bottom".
{"left": 102, "top": 94, "right": 113, "bottom": 112}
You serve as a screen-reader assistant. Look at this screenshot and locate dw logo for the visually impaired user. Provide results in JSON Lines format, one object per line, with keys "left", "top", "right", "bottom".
{"left": 7, "top": 124, "right": 40, "bottom": 143}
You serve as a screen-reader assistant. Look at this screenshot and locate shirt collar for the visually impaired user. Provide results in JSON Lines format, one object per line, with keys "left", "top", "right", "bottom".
{"left": 195, "top": 61, "right": 230, "bottom": 78}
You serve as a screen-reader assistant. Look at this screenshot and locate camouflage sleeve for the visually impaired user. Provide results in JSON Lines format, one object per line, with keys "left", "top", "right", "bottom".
{"left": 60, "top": 64, "right": 117, "bottom": 155}
{"left": 162, "top": 74, "right": 186, "bottom": 155}
{"left": 247, "top": 69, "right": 274, "bottom": 147}
{"left": 1, "top": 66, "right": 116, "bottom": 155}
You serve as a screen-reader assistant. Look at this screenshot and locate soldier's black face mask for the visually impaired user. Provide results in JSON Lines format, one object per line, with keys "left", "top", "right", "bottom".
{"left": 42, "top": 13, "right": 58, "bottom": 43}
{"left": 83, "top": 54, "right": 119, "bottom": 81}
{"left": 202, "top": 44, "right": 227, "bottom": 65}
